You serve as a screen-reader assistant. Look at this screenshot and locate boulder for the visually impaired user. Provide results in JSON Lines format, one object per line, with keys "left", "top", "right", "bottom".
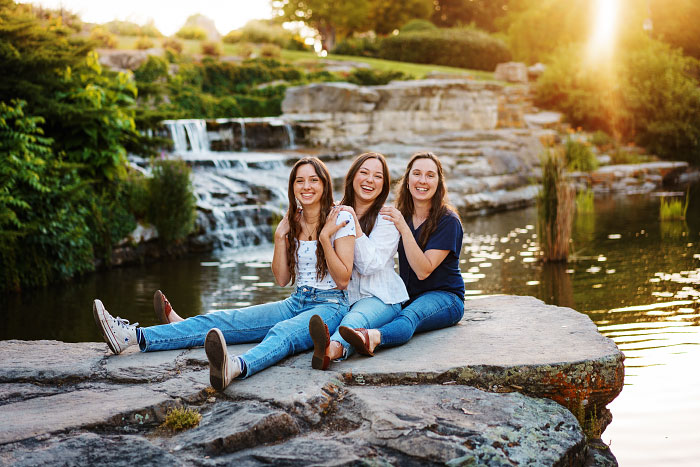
{"left": 495, "top": 62, "right": 529, "bottom": 83}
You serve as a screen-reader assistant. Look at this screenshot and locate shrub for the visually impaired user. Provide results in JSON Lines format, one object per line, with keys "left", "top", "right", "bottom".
{"left": 225, "top": 20, "right": 294, "bottom": 48}
{"left": 590, "top": 130, "right": 612, "bottom": 148}
{"left": 90, "top": 26, "right": 117, "bottom": 48}
{"left": 134, "top": 55, "right": 169, "bottom": 83}
{"left": 238, "top": 42, "right": 255, "bottom": 59}
{"left": 147, "top": 159, "right": 196, "bottom": 245}
{"left": 201, "top": 41, "right": 222, "bottom": 57}
{"left": 260, "top": 43, "right": 281, "bottom": 58}
{"left": 536, "top": 37, "right": 700, "bottom": 164}
{"left": 222, "top": 30, "right": 242, "bottom": 44}
{"left": 332, "top": 37, "right": 380, "bottom": 57}
{"left": 400, "top": 19, "right": 437, "bottom": 33}
{"left": 134, "top": 36, "right": 154, "bottom": 50}
{"left": 176, "top": 26, "right": 206, "bottom": 41}
{"left": 104, "top": 20, "right": 162, "bottom": 37}
{"left": 378, "top": 27, "right": 511, "bottom": 71}
{"left": 347, "top": 68, "right": 411, "bottom": 86}
{"left": 162, "top": 37, "right": 184, "bottom": 54}
{"left": 565, "top": 137, "right": 598, "bottom": 172}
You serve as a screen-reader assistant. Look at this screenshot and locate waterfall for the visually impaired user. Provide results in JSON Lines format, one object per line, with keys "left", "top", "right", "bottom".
{"left": 164, "top": 120, "right": 210, "bottom": 153}
{"left": 153, "top": 117, "right": 308, "bottom": 252}
{"left": 237, "top": 118, "right": 248, "bottom": 151}
{"left": 284, "top": 123, "right": 296, "bottom": 149}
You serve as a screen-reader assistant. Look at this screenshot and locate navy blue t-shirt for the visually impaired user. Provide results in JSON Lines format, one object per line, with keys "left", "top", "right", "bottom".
{"left": 398, "top": 211, "right": 465, "bottom": 301}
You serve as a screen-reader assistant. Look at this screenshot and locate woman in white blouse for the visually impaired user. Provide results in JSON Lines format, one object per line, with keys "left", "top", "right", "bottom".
{"left": 309, "top": 152, "right": 408, "bottom": 370}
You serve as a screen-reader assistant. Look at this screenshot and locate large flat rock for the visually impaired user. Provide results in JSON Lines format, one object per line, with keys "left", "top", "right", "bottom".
{"left": 0, "top": 295, "right": 622, "bottom": 465}
{"left": 324, "top": 295, "right": 624, "bottom": 415}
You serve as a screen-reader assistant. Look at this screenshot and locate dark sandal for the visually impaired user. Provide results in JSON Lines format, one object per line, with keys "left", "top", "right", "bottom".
{"left": 309, "top": 315, "right": 331, "bottom": 370}
{"left": 339, "top": 326, "right": 374, "bottom": 357}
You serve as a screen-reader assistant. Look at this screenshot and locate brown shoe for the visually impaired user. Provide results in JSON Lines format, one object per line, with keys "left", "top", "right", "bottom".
{"left": 309, "top": 315, "right": 331, "bottom": 370}
{"left": 339, "top": 326, "right": 374, "bottom": 357}
{"left": 153, "top": 290, "right": 183, "bottom": 324}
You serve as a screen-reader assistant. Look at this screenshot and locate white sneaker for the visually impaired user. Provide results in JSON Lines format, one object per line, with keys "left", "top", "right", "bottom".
{"left": 204, "top": 328, "right": 241, "bottom": 391}
{"left": 92, "top": 299, "right": 138, "bottom": 355}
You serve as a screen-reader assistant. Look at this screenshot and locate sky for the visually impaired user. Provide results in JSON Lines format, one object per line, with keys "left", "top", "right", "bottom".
{"left": 24, "top": 0, "right": 274, "bottom": 36}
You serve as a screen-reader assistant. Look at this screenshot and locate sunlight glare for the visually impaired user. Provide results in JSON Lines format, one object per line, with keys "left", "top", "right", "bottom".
{"left": 587, "top": 0, "right": 620, "bottom": 63}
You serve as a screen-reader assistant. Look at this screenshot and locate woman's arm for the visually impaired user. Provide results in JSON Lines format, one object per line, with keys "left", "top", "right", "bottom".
{"left": 349, "top": 216, "right": 400, "bottom": 275}
{"left": 271, "top": 213, "right": 292, "bottom": 286}
{"left": 380, "top": 206, "right": 449, "bottom": 280}
{"left": 320, "top": 208, "right": 355, "bottom": 289}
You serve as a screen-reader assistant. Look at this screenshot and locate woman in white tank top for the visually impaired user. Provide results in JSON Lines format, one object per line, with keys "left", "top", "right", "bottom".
{"left": 92, "top": 157, "right": 356, "bottom": 391}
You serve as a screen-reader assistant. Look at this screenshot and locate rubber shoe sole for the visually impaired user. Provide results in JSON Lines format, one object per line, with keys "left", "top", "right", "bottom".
{"left": 205, "top": 328, "right": 229, "bottom": 391}
{"left": 153, "top": 290, "right": 169, "bottom": 325}
{"left": 309, "top": 315, "right": 331, "bottom": 370}
{"left": 93, "top": 299, "right": 120, "bottom": 355}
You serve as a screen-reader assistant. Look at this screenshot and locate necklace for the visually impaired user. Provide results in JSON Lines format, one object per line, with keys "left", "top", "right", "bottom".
{"left": 301, "top": 220, "right": 317, "bottom": 241}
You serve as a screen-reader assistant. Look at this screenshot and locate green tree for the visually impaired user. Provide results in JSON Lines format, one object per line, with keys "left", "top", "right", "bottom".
{"left": 272, "top": 0, "right": 370, "bottom": 51}
{"left": 368, "top": 0, "right": 433, "bottom": 35}
{"left": 431, "top": 0, "right": 508, "bottom": 31}
{"left": 0, "top": 100, "right": 94, "bottom": 292}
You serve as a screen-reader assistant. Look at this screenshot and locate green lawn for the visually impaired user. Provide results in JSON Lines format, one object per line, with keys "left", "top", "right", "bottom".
{"left": 112, "top": 36, "right": 494, "bottom": 81}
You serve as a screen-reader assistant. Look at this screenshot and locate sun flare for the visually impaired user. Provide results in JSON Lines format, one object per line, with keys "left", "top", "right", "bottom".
{"left": 587, "top": 0, "right": 620, "bottom": 63}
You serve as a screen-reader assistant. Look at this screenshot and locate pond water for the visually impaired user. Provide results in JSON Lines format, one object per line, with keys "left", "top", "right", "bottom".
{"left": 2, "top": 188, "right": 699, "bottom": 465}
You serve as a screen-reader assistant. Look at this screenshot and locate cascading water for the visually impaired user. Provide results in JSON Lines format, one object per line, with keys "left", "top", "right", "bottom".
{"left": 156, "top": 118, "right": 302, "bottom": 251}
{"left": 237, "top": 118, "right": 247, "bottom": 151}
{"left": 284, "top": 122, "right": 296, "bottom": 149}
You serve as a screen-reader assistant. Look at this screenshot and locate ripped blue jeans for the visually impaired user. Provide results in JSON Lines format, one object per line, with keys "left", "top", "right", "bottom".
{"left": 140, "top": 286, "right": 348, "bottom": 377}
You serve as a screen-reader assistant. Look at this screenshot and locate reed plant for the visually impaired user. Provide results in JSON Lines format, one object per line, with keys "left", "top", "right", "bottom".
{"left": 575, "top": 189, "right": 595, "bottom": 214}
{"left": 537, "top": 148, "right": 575, "bottom": 262}
{"left": 659, "top": 194, "right": 689, "bottom": 220}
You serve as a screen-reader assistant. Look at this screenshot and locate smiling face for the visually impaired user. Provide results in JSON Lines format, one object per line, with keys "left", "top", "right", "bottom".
{"left": 352, "top": 157, "right": 385, "bottom": 206}
{"left": 407, "top": 157, "right": 439, "bottom": 202}
{"left": 293, "top": 163, "right": 324, "bottom": 208}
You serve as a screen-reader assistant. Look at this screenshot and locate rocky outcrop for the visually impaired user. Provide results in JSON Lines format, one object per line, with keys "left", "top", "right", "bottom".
{"left": 283, "top": 80, "right": 505, "bottom": 147}
{"left": 0, "top": 296, "right": 622, "bottom": 465}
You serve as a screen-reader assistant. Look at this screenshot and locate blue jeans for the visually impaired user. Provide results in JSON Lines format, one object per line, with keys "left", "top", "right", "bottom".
{"left": 378, "top": 291, "right": 464, "bottom": 347}
{"left": 329, "top": 297, "right": 402, "bottom": 359}
{"left": 140, "top": 286, "right": 348, "bottom": 377}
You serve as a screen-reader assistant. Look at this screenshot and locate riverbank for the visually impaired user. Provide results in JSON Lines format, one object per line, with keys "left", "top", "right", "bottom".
{"left": 0, "top": 296, "right": 622, "bottom": 465}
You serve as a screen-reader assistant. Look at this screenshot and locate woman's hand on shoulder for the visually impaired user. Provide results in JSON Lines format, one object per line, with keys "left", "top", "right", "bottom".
{"left": 320, "top": 206, "right": 349, "bottom": 242}
{"left": 337, "top": 205, "right": 363, "bottom": 238}
{"left": 380, "top": 206, "right": 410, "bottom": 236}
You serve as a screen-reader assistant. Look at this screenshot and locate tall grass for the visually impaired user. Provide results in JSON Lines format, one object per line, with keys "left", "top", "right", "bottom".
{"left": 660, "top": 193, "right": 689, "bottom": 220}
{"left": 537, "top": 148, "right": 575, "bottom": 262}
{"left": 575, "top": 189, "right": 594, "bottom": 213}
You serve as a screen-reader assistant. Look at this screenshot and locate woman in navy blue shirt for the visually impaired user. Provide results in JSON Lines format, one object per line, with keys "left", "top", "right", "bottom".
{"left": 339, "top": 152, "right": 465, "bottom": 354}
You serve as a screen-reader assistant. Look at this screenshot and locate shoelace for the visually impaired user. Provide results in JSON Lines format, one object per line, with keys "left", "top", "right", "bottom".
{"left": 112, "top": 316, "right": 139, "bottom": 329}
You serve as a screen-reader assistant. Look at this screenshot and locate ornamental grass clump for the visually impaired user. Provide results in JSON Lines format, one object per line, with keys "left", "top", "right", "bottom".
{"left": 659, "top": 193, "right": 689, "bottom": 221}
{"left": 537, "top": 148, "right": 575, "bottom": 262}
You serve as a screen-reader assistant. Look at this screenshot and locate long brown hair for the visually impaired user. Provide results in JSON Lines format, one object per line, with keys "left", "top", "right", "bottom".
{"left": 395, "top": 152, "right": 459, "bottom": 248}
{"left": 340, "top": 152, "right": 390, "bottom": 237}
{"left": 285, "top": 157, "right": 335, "bottom": 283}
